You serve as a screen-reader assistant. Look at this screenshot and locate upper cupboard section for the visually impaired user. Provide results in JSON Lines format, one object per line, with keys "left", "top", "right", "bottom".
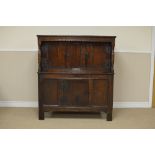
{"left": 38, "top": 35, "right": 116, "bottom": 73}
{"left": 40, "top": 41, "right": 112, "bottom": 71}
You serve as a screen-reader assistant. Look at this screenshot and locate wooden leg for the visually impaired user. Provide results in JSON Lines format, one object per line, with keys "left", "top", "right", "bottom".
{"left": 39, "top": 109, "right": 44, "bottom": 120}
{"left": 106, "top": 112, "right": 112, "bottom": 121}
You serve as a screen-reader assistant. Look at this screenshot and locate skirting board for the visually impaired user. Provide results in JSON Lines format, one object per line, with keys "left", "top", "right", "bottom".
{"left": 0, "top": 101, "right": 150, "bottom": 108}
{"left": 113, "top": 102, "right": 149, "bottom": 108}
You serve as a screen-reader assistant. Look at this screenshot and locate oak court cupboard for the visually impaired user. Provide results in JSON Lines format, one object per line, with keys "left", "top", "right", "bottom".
{"left": 38, "top": 35, "right": 116, "bottom": 121}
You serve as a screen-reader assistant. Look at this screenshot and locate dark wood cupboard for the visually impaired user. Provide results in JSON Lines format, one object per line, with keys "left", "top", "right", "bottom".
{"left": 38, "top": 35, "right": 116, "bottom": 121}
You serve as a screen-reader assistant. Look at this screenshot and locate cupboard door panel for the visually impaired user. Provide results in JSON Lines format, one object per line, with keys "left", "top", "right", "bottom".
{"left": 48, "top": 42, "right": 66, "bottom": 68}
{"left": 65, "top": 43, "right": 81, "bottom": 68}
{"left": 42, "top": 42, "right": 82, "bottom": 69}
{"left": 40, "top": 79, "right": 58, "bottom": 105}
{"left": 80, "top": 42, "right": 112, "bottom": 71}
{"left": 92, "top": 43, "right": 111, "bottom": 71}
{"left": 59, "top": 80, "right": 89, "bottom": 106}
{"left": 92, "top": 79, "right": 108, "bottom": 106}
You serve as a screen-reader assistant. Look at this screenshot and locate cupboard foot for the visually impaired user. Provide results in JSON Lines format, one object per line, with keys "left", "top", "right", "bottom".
{"left": 106, "top": 113, "right": 112, "bottom": 121}
{"left": 39, "top": 110, "right": 44, "bottom": 120}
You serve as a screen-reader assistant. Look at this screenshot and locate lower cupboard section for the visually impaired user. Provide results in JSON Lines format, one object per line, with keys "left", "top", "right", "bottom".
{"left": 38, "top": 76, "right": 113, "bottom": 121}
{"left": 39, "top": 78, "right": 109, "bottom": 107}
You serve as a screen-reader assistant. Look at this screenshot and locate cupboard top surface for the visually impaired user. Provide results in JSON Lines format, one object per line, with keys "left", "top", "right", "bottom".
{"left": 37, "top": 35, "right": 116, "bottom": 43}
{"left": 37, "top": 35, "right": 116, "bottom": 38}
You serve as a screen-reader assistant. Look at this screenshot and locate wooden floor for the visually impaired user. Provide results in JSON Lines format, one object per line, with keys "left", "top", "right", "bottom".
{"left": 0, "top": 108, "right": 155, "bottom": 129}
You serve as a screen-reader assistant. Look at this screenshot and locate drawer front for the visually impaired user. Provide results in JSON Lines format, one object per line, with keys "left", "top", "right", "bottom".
{"left": 38, "top": 73, "right": 113, "bottom": 79}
